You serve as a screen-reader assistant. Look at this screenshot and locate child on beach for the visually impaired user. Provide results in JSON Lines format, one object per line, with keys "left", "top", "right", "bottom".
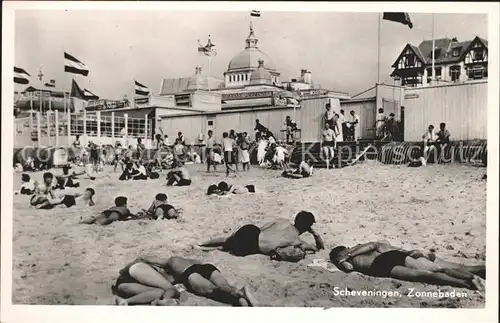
{"left": 222, "top": 132, "right": 236, "bottom": 177}
{"left": 18, "top": 173, "right": 37, "bottom": 195}
{"left": 238, "top": 132, "right": 250, "bottom": 172}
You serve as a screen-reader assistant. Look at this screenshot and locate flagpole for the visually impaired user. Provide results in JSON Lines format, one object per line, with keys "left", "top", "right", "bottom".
{"left": 208, "top": 56, "right": 212, "bottom": 92}
{"left": 377, "top": 12, "right": 382, "bottom": 84}
{"left": 431, "top": 13, "right": 435, "bottom": 85}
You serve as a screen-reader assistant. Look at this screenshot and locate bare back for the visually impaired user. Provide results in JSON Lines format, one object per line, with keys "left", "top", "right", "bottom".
{"left": 258, "top": 219, "right": 301, "bottom": 254}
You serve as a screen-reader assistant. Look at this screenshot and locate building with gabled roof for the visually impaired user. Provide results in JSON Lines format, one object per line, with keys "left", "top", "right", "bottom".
{"left": 391, "top": 36, "right": 488, "bottom": 87}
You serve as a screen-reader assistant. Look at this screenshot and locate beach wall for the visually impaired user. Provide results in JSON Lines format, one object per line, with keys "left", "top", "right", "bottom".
{"left": 403, "top": 81, "right": 488, "bottom": 141}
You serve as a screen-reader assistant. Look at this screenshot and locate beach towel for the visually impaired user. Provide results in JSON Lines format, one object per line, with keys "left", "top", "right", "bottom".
{"left": 307, "top": 258, "right": 342, "bottom": 273}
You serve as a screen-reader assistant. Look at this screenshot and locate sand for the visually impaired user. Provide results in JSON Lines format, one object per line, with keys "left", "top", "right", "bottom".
{"left": 12, "top": 161, "right": 487, "bottom": 307}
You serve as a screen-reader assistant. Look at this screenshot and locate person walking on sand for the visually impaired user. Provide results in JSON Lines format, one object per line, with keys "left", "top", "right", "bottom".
{"left": 205, "top": 130, "right": 217, "bottom": 173}
{"left": 238, "top": 132, "right": 251, "bottom": 172}
{"left": 198, "top": 211, "right": 324, "bottom": 261}
{"left": 329, "top": 240, "right": 485, "bottom": 291}
{"left": 112, "top": 256, "right": 258, "bottom": 306}
{"left": 221, "top": 132, "right": 236, "bottom": 177}
{"left": 321, "top": 123, "right": 336, "bottom": 170}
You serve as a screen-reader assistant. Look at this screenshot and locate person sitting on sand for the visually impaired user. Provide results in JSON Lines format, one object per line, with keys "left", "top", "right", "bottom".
{"left": 54, "top": 165, "right": 85, "bottom": 190}
{"left": 31, "top": 185, "right": 95, "bottom": 210}
{"left": 282, "top": 159, "right": 314, "bottom": 179}
{"left": 112, "top": 255, "right": 258, "bottom": 306}
{"left": 198, "top": 211, "right": 325, "bottom": 261}
{"left": 80, "top": 196, "right": 135, "bottom": 225}
{"left": 19, "top": 173, "right": 38, "bottom": 195}
{"left": 119, "top": 162, "right": 136, "bottom": 181}
{"left": 140, "top": 193, "right": 183, "bottom": 221}
{"left": 329, "top": 240, "right": 485, "bottom": 291}
{"left": 132, "top": 161, "right": 149, "bottom": 180}
{"left": 217, "top": 181, "right": 256, "bottom": 194}
{"left": 166, "top": 161, "right": 191, "bottom": 186}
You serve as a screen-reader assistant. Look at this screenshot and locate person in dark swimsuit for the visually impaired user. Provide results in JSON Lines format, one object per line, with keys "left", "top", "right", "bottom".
{"left": 19, "top": 173, "right": 37, "bottom": 195}
{"left": 119, "top": 162, "right": 137, "bottom": 181}
{"left": 31, "top": 187, "right": 95, "bottom": 210}
{"left": 80, "top": 196, "right": 135, "bottom": 225}
{"left": 113, "top": 256, "right": 258, "bottom": 306}
{"left": 198, "top": 211, "right": 324, "bottom": 259}
{"left": 54, "top": 165, "right": 84, "bottom": 190}
{"left": 141, "top": 193, "right": 183, "bottom": 221}
{"left": 329, "top": 240, "right": 485, "bottom": 290}
{"left": 166, "top": 161, "right": 191, "bottom": 186}
{"left": 217, "top": 181, "right": 256, "bottom": 194}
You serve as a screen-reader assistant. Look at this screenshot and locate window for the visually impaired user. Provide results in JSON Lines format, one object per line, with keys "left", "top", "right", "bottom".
{"left": 467, "top": 67, "right": 487, "bottom": 80}
{"left": 452, "top": 48, "right": 460, "bottom": 57}
{"left": 449, "top": 65, "right": 461, "bottom": 82}
{"left": 473, "top": 50, "right": 484, "bottom": 61}
{"left": 426, "top": 67, "right": 442, "bottom": 82}
{"left": 208, "top": 120, "right": 214, "bottom": 126}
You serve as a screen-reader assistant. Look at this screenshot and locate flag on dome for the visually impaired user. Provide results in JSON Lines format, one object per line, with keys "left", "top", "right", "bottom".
{"left": 14, "top": 67, "right": 31, "bottom": 84}
{"left": 251, "top": 10, "right": 261, "bottom": 17}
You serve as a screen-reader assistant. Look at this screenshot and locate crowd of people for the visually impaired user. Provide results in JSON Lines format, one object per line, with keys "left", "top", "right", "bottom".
{"left": 14, "top": 108, "right": 484, "bottom": 307}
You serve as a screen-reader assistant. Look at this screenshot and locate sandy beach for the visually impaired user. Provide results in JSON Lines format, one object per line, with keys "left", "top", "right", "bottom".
{"left": 12, "top": 161, "right": 487, "bottom": 307}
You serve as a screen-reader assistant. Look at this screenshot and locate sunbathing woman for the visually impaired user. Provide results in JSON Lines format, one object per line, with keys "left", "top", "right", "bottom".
{"left": 141, "top": 193, "right": 183, "bottom": 221}
{"left": 112, "top": 255, "right": 258, "bottom": 306}
{"left": 217, "top": 181, "right": 256, "bottom": 194}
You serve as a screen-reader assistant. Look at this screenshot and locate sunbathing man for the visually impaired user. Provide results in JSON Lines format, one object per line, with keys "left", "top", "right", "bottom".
{"left": 198, "top": 211, "right": 324, "bottom": 261}
{"left": 112, "top": 255, "right": 258, "bottom": 306}
{"left": 217, "top": 181, "right": 256, "bottom": 194}
{"left": 80, "top": 196, "right": 135, "bottom": 225}
{"left": 282, "top": 158, "right": 314, "bottom": 179}
{"left": 31, "top": 184, "right": 95, "bottom": 210}
{"left": 166, "top": 161, "right": 192, "bottom": 186}
{"left": 141, "top": 193, "right": 183, "bottom": 221}
{"left": 329, "top": 240, "right": 485, "bottom": 290}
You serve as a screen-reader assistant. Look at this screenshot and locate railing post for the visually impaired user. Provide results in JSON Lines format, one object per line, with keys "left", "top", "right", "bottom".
{"left": 83, "top": 109, "right": 87, "bottom": 146}
{"left": 46, "top": 110, "right": 51, "bottom": 146}
{"left": 144, "top": 114, "right": 148, "bottom": 146}
{"left": 37, "top": 112, "right": 42, "bottom": 148}
{"left": 97, "top": 111, "right": 101, "bottom": 144}
{"left": 55, "top": 110, "right": 59, "bottom": 147}
{"left": 67, "top": 109, "right": 71, "bottom": 147}
{"left": 111, "top": 111, "right": 115, "bottom": 144}
{"left": 124, "top": 113, "right": 129, "bottom": 148}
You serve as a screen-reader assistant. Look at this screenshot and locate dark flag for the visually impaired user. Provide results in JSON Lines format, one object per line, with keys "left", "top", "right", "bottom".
{"left": 251, "top": 10, "right": 261, "bottom": 17}
{"left": 383, "top": 12, "right": 413, "bottom": 29}
{"left": 84, "top": 88, "right": 99, "bottom": 100}
{"left": 14, "top": 67, "right": 31, "bottom": 84}
{"left": 70, "top": 79, "right": 87, "bottom": 100}
{"left": 44, "top": 79, "right": 56, "bottom": 88}
{"left": 64, "top": 52, "right": 89, "bottom": 76}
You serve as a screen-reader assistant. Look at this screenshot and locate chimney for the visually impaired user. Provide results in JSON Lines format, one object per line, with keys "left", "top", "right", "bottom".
{"left": 303, "top": 70, "right": 312, "bottom": 84}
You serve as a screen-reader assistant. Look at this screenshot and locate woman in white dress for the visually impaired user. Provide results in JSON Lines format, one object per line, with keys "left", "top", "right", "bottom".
{"left": 257, "top": 138, "right": 268, "bottom": 166}
{"left": 335, "top": 113, "right": 343, "bottom": 142}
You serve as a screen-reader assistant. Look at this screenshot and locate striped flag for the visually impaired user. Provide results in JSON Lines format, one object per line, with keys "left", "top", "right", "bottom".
{"left": 64, "top": 52, "right": 89, "bottom": 76}
{"left": 251, "top": 10, "right": 261, "bottom": 17}
{"left": 14, "top": 67, "right": 31, "bottom": 84}
{"left": 135, "top": 80, "right": 150, "bottom": 96}
{"left": 383, "top": 12, "right": 413, "bottom": 29}
{"left": 84, "top": 88, "right": 99, "bottom": 100}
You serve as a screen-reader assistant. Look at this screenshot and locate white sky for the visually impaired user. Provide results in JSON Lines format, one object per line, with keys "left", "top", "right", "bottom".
{"left": 15, "top": 10, "right": 487, "bottom": 99}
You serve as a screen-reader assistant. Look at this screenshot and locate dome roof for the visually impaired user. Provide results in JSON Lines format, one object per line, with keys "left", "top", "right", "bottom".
{"left": 249, "top": 60, "right": 273, "bottom": 86}
{"left": 228, "top": 48, "right": 276, "bottom": 72}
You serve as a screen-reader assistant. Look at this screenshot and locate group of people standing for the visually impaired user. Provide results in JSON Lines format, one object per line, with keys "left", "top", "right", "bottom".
{"left": 323, "top": 103, "right": 360, "bottom": 143}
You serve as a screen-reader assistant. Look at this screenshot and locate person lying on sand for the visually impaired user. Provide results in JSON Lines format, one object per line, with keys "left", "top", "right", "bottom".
{"left": 140, "top": 193, "right": 183, "bottom": 221}
{"left": 216, "top": 181, "right": 256, "bottom": 195}
{"left": 31, "top": 187, "right": 95, "bottom": 209}
{"left": 80, "top": 196, "right": 135, "bottom": 225}
{"left": 282, "top": 159, "right": 314, "bottom": 179}
{"left": 166, "top": 161, "right": 192, "bottom": 186}
{"left": 329, "top": 240, "right": 485, "bottom": 291}
{"left": 273, "top": 144, "right": 289, "bottom": 170}
{"left": 206, "top": 184, "right": 224, "bottom": 196}
{"left": 112, "top": 256, "right": 258, "bottom": 306}
{"left": 197, "top": 211, "right": 325, "bottom": 261}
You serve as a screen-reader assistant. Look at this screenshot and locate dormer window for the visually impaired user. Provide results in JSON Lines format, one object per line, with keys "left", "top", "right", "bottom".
{"left": 452, "top": 48, "right": 461, "bottom": 57}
